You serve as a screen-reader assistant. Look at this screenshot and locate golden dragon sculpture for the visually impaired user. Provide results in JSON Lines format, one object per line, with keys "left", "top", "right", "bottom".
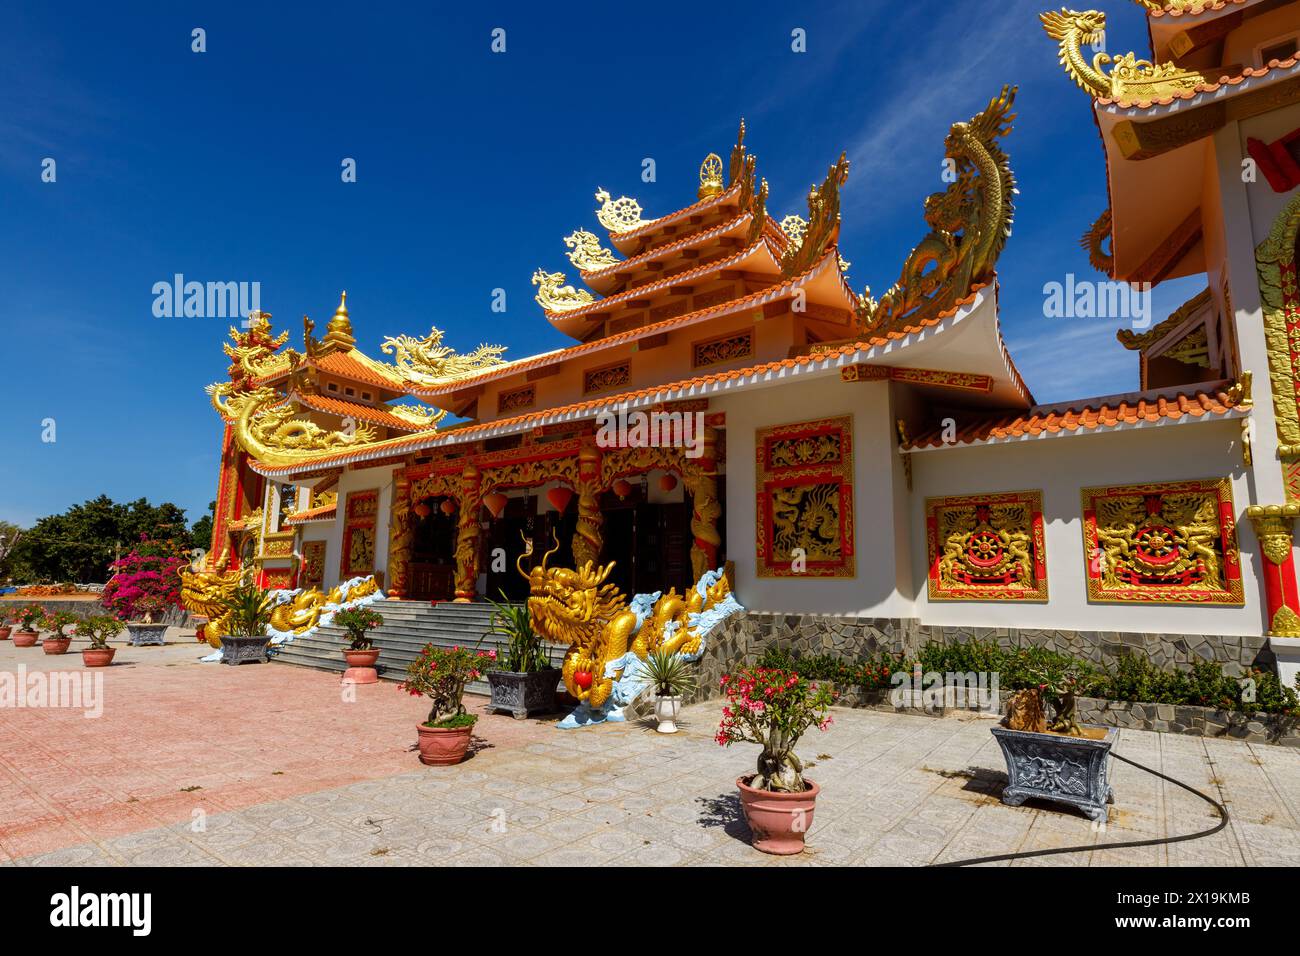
{"left": 380, "top": 326, "right": 507, "bottom": 387}
{"left": 519, "top": 533, "right": 732, "bottom": 711}
{"left": 207, "top": 383, "right": 380, "bottom": 468}
{"left": 861, "top": 86, "right": 1018, "bottom": 334}
{"left": 1039, "top": 9, "right": 1221, "bottom": 102}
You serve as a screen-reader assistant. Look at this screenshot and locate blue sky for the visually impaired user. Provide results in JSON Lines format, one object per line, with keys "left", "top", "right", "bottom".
{"left": 0, "top": 0, "right": 1206, "bottom": 528}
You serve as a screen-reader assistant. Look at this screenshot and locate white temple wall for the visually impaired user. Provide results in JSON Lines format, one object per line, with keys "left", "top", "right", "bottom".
{"left": 909, "top": 419, "right": 1266, "bottom": 635}
{"left": 319, "top": 464, "right": 394, "bottom": 592}
{"left": 715, "top": 373, "right": 915, "bottom": 616}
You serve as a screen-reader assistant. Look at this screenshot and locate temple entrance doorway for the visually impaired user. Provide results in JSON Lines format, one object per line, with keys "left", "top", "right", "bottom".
{"left": 484, "top": 495, "right": 577, "bottom": 603}
{"left": 598, "top": 487, "right": 693, "bottom": 598}
{"left": 409, "top": 498, "right": 456, "bottom": 602}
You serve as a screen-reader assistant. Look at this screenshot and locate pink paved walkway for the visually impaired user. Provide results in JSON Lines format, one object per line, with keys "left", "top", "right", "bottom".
{"left": 0, "top": 638, "right": 551, "bottom": 861}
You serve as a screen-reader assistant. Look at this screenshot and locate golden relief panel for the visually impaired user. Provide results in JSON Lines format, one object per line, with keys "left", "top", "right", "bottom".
{"left": 340, "top": 489, "right": 379, "bottom": 579}
{"left": 926, "top": 492, "right": 1048, "bottom": 602}
{"left": 1081, "top": 478, "right": 1243, "bottom": 606}
{"left": 583, "top": 362, "right": 630, "bottom": 395}
{"left": 692, "top": 330, "right": 754, "bottom": 369}
{"left": 498, "top": 384, "right": 536, "bottom": 414}
{"left": 755, "top": 416, "right": 855, "bottom": 579}
{"left": 301, "top": 541, "right": 326, "bottom": 590}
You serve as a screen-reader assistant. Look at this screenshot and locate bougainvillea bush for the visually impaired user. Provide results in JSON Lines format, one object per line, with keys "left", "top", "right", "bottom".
{"left": 399, "top": 645, "right": 494, "bottom": 729}
{"left": 100, "top": 541, "right": 185, "bottom": 622}
{"left": 716, "top": 667, "right": 833, "bottom": 793}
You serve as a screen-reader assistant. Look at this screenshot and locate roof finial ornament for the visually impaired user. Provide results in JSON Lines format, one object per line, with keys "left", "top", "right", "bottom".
{"left": 698, "top": 153, "right": 724, "bottom": 199}
{"left": 322, "top": 290, "right": 356, "bottom": 351}
{"left": 727, "top": 118, "right": 747, "bottom": 187}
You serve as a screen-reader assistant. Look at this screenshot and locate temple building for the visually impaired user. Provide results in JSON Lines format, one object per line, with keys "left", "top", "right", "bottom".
{"left": 199, "top": 0, "right": 1300, "bottom": 687}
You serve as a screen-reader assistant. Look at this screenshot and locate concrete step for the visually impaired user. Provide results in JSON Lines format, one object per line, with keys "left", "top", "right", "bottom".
{"left": 269, "top": 599, "right": 556, "bottom": 695}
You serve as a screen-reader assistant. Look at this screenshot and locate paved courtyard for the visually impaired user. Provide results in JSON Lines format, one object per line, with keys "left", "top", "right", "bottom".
{"left": 1, "top": 633, "right": 1297, "bottom": 867}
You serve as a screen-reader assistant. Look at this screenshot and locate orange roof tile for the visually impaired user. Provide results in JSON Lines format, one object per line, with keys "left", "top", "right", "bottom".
{"left": 581, "top": 211, "right": 753, "bottom": 281}
{"left": 904, "top": 381, "right": 1245, "bottom": 450}
{"left": 309, "top": 351, "right": 405, "bottom": 391}
{"left": 293, "top": 392, "right": 436, "bottom": 432}
{"left": 607, "top": 183, "right": 741, "bottom": 244}
{"left": 413, "top": 248, "right": 849, "bottom": 399}
{"left": 1148, "top": 0, "right": 1250, "bottom": 18}
{"left": 284, "top": 503, "right": 337, "bottom": 524}
{"left": 250, "top": 285, "right": 995, "bottom": 478}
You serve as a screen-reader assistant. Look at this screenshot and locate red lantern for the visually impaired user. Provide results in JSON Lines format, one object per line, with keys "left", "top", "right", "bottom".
{"left": 612, "top": 478, "right": 633, "bottom": 499}
{"left": 412, "top": 500, "right": 431, "bottom": 519}
{"left": 547, "top": 487, "right": 573, "bottom": 513}
{"left": 574, "top": 670, "right": 593, "bottom": 690}
{"left": 440, "top": 498, "right": 457, "bottom": 516}
{"left": 483, "top": 492, "right": 509, "bottom": 518}
{"left": 658, "top": 473, "right": 678, "bottom": 493}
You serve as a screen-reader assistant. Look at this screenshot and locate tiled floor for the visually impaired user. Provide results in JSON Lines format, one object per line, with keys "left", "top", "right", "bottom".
{"left": 2, "top": 634, "right": 1297, "bottom": 866}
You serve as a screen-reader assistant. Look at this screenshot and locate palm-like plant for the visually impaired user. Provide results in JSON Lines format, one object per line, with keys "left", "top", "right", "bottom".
{"left": 222, "top": 580, "right": 274, "bottom": 638}
{"left": 483, "top": 590, "right": 550, "bottom": 673}
{"left": 641, "top": 648, "right": 697, "bottom": 698}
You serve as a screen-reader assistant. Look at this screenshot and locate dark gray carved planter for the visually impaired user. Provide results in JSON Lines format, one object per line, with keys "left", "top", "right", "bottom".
{"left": 219, "top": 635, "right": 271, "bottom": 665}
{"left": 991, "top": 725, "right": 1116, "bottom": 821}
{"left": 127, "top": 622, "right": 168, "bottom": 646}
{"left": 486, "top": 668, "right": 561, "bottom": 719}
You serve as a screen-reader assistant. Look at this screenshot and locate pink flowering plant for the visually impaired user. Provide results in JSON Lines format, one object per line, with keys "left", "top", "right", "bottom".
{"left": 716, "top": 667, "right": 834, "bottom": 793}
{"left": 101, "top": 545, "right": 185, "bottom": 623}
{"left": 14, "top": 604, "right": 46, "bottom": 632}
{"left": 332, "top": 607, "right": 385, "bottom": 650}
{"left": 399, "top": 644, "right": 495, "bottom": 729}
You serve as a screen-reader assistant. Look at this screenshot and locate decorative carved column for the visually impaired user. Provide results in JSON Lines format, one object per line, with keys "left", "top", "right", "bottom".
{"left": 573, "top": 440, "right": 603, "bottom": 567}
{"left": 453, "top": 462, "right": 481, "bottom": 602}
{"left": 1246, "top": 504, "right": 1300, "bottom": 636}
{"left": 686, "top": 426, "right": 722, "bottom": 580}
{"left": 387, "top": 469, "right": 413, "bottom": 599}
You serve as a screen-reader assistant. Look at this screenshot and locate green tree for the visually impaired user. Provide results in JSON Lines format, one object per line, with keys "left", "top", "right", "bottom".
{"left": 0, "top": 520, "right": 26, "bottom": 584}
{"left": 7, "top": 496, "right": 194, "bottom": 584}
{"left": 190, "top": 500, "right": 216, "bottom": 554}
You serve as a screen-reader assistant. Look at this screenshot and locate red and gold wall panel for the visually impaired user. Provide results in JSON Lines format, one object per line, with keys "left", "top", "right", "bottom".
{"left": 926, "top": 491, "right": 1047, "bottom": 601}
{"left": 340, "top": 489, "right": 379, "bottom": 579}
{"left": 301, "top": 541, "right": 326, "bottom": 590}
{"left": 1081, "top": 478, "right": 1243, "bottom": 605}
{"left": 755, "top": 415, "right": 854, "bottom": 578}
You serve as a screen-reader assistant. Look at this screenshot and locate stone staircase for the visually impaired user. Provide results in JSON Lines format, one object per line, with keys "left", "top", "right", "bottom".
{"left": 268, "top": 598, "right": 566, "bottom": 694}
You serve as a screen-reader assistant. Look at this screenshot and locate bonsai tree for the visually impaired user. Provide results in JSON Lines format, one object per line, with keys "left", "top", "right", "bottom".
{"left": 75, "top": 615, "right": 125, "bottom": 650}
{"left": 483, "top": 591, "right": 548, "bottom": 672}
{"left": 715, "top": 667, "right": 834, "bottom": 793}
{"left": 220, "top": 579, "right": 274, "bottom": 638}
{"left": 333, "top": 606, "right": 385, "bottom": 651}
{"left": 399, "top": 645, "right": 493, "bottom": 729}
{"left": 641, "top": 648, "right": 698, "bottom": 699}
{"left": 40, "top": 610, "right": 80, "bottom": 640}
{"left": 101, "top": 543, "right": 186, "bottom": 623}
{"left": 14, "top": 604, "right": 45, "bottom": 632}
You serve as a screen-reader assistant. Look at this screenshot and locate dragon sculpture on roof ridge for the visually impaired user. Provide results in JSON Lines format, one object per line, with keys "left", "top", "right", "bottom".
{"left": 380, "top": 325, "right": 507, "bottom": 386}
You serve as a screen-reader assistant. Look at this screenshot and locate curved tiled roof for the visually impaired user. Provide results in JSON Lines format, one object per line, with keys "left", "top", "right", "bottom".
{"left": 904, "top": 380, "right": 1245, "bottom": 450}
{"left": 249, "top": 286, "right": 994, "bottom": 478}
{"left": 414, "top": 248, "right": 848, "bottom": 399}
{"left": 1147, "top": 0, "right": 1252, "bottom": 18}
{"left": 292, "top": 392, "right": 437, "bottom": 433}
{"left": 605, "top": 183, "right": 741, "bottom": 244}
{"left": 283, "top": 502, "right": 338, "bottom": 525}
{"left": 580, "top": 211, "right": 752, "bottom": 281}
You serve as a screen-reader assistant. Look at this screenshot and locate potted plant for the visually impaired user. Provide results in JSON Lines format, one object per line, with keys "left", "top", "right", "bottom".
{"left": 993, "top": 666, "right": 1115, "bottom": 821}
{"left": 481, "top": 591, "right": 559, "bottom": 719}
{"left": 333, "top": 606, "right": 385, "bottom": 684}
{"left": 217, "top": 579, "right": 274, "bottom": 665}
{"left": 399, "top": 644, "right": 491, "bottom": 765}
{"left": 640, "top": 648, "right": 697, "bottom": 733}
{"left": 11, "top": 604, "right": 45, "bottom": 646}
{"left": 101, "top": 543, "right": 185, "bottom": 646}
{"left": 715, "top": 667, "right": 834, "bottom": 855}
{"left": 40, "top": 610, "right": 79, "bottom": 655}
{"left": 77, "top": 615, "right": 125, "bottom": 667}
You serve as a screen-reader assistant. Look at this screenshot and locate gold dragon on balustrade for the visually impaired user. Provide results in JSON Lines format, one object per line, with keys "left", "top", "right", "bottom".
{"left": 380, "top": 326, "right": 506, "bottom": 387}
{"left": 519, "top": 533, "right": 731, "bottom": 710}
{"left": 1039, "top": 9, "right": 1221, "bottom": 102}
{"left": 860, "top": 86, "right": 1018, "bottom": 333}
{"left": 178, "top": 553, "right": 380, "bottom": 648}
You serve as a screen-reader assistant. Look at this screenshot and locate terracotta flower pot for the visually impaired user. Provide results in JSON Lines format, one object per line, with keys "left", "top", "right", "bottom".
{"left": 82, "top": 647, "right": 116, "bottom": 667}
{"left": 42, "top": 637, "right": 72, "bottom": 655}
{"left": 0, "top": 626, "right": 11, "bottom": 640}
{"left": 342, "top": 648, "right": 380, "bottom": 685}
{"left": 736, "top": 775, "right": 820, "bottom": 855}
{"left": 12, "top": 630, "right": 39, "bottom": 647}
{"left": 415, "top": 722, "right": 473, "bottom": 766}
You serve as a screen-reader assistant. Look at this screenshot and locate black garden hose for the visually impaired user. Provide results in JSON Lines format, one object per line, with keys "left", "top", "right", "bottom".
{"left": 932, "top": 751, "right": 1229, "bottom": 867}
